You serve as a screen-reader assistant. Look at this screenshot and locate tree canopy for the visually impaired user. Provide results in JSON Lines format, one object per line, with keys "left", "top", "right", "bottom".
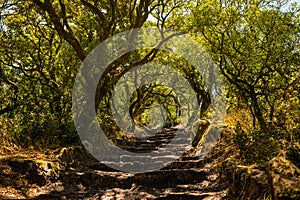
{"left": 0, "top": 0, "right": 299, "bottom": 150}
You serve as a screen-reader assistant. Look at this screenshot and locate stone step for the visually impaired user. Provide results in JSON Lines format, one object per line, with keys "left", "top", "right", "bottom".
{"left": 90, "top": 159, "right": 205, "bottom": 172}
{"left": 123, "top": 146, "right": 189, "bottom": 153}
{"left": 98, "top": 161, "right": 194, "bottom": 172}
{"left": 163, "top": 160, "right": 205, "bottom": 170}
{"left": 180, "top": 156, "right": 202, "bottom": 161}
{"left": 62, "top": 170, "right": 134, "bottom": 189}
{"left": 157, "top": 193, "right": 210, "bottom": 200}
{"left": 87, "top": 155, "right": 204, "bottom": 171}
{"left": 151, "top": 155, "right": 179, "bottom": 163}
{"left": 61, "top": 168, "right": 209, "bottom": 190}
{"left": 123, "top": 146, "right": 159, "bottom": 152}
{"left": 156, "top": 192, "right": 225, "bottom": 200}
{"left": 144, "top": 150, "right": 178, "bottom": 157}
{"left": 119, "top": 155, "right": 153, "bottom": 162}
{"left": 134, "top": 169, "right": 208, "bottom": 186}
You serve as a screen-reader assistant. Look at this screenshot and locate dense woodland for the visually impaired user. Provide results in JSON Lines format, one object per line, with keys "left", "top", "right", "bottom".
{"left": 0, "top": 0, "right": 300, "bottom": 199}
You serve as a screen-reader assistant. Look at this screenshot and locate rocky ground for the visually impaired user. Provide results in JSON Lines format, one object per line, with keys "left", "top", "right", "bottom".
{"left": 0, "top": 148, "right": 228, "bottom": 200}
{"left": 0, "top": 127, "right": 299, "bottom": 199}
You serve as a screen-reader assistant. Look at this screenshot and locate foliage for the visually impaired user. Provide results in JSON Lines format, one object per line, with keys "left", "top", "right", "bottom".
{"left": 0, "top": 1, "right": 300, "bottom": 199}
{"left": 189, "top": 0, "right": 300, "bottom": 133}
{"left": 0, "top": 0, "right": 192, "bottom": 148}
{"left": 0, "top": 0, "right": 299, "bottom": 171}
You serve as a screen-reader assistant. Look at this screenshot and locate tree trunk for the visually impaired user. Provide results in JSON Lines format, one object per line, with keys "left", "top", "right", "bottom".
{"left": 249, "top": 86, "right": 268, "bottom": 133}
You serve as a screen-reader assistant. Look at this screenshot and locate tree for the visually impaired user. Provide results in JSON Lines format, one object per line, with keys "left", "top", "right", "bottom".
{"left": 2, "top": 0, "right": 211, "bottom": 146}
{"left": 189, "top": 0, "right": 300, "bottom": 132}
{"left": 0, "top": 1, "right": 81, "bottom": 146}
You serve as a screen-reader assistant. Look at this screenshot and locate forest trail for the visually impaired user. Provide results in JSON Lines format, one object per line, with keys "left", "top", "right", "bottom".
{"left": 0, "top": 127, "right": 229, "bottom": 199}
{"left": 36, "top": 153, "right": 228, "bottom": 199}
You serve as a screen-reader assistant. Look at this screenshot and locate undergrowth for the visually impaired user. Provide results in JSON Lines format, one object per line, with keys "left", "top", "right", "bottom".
{"left": 225, "top": 109, "right": 300, "bottom": 166}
